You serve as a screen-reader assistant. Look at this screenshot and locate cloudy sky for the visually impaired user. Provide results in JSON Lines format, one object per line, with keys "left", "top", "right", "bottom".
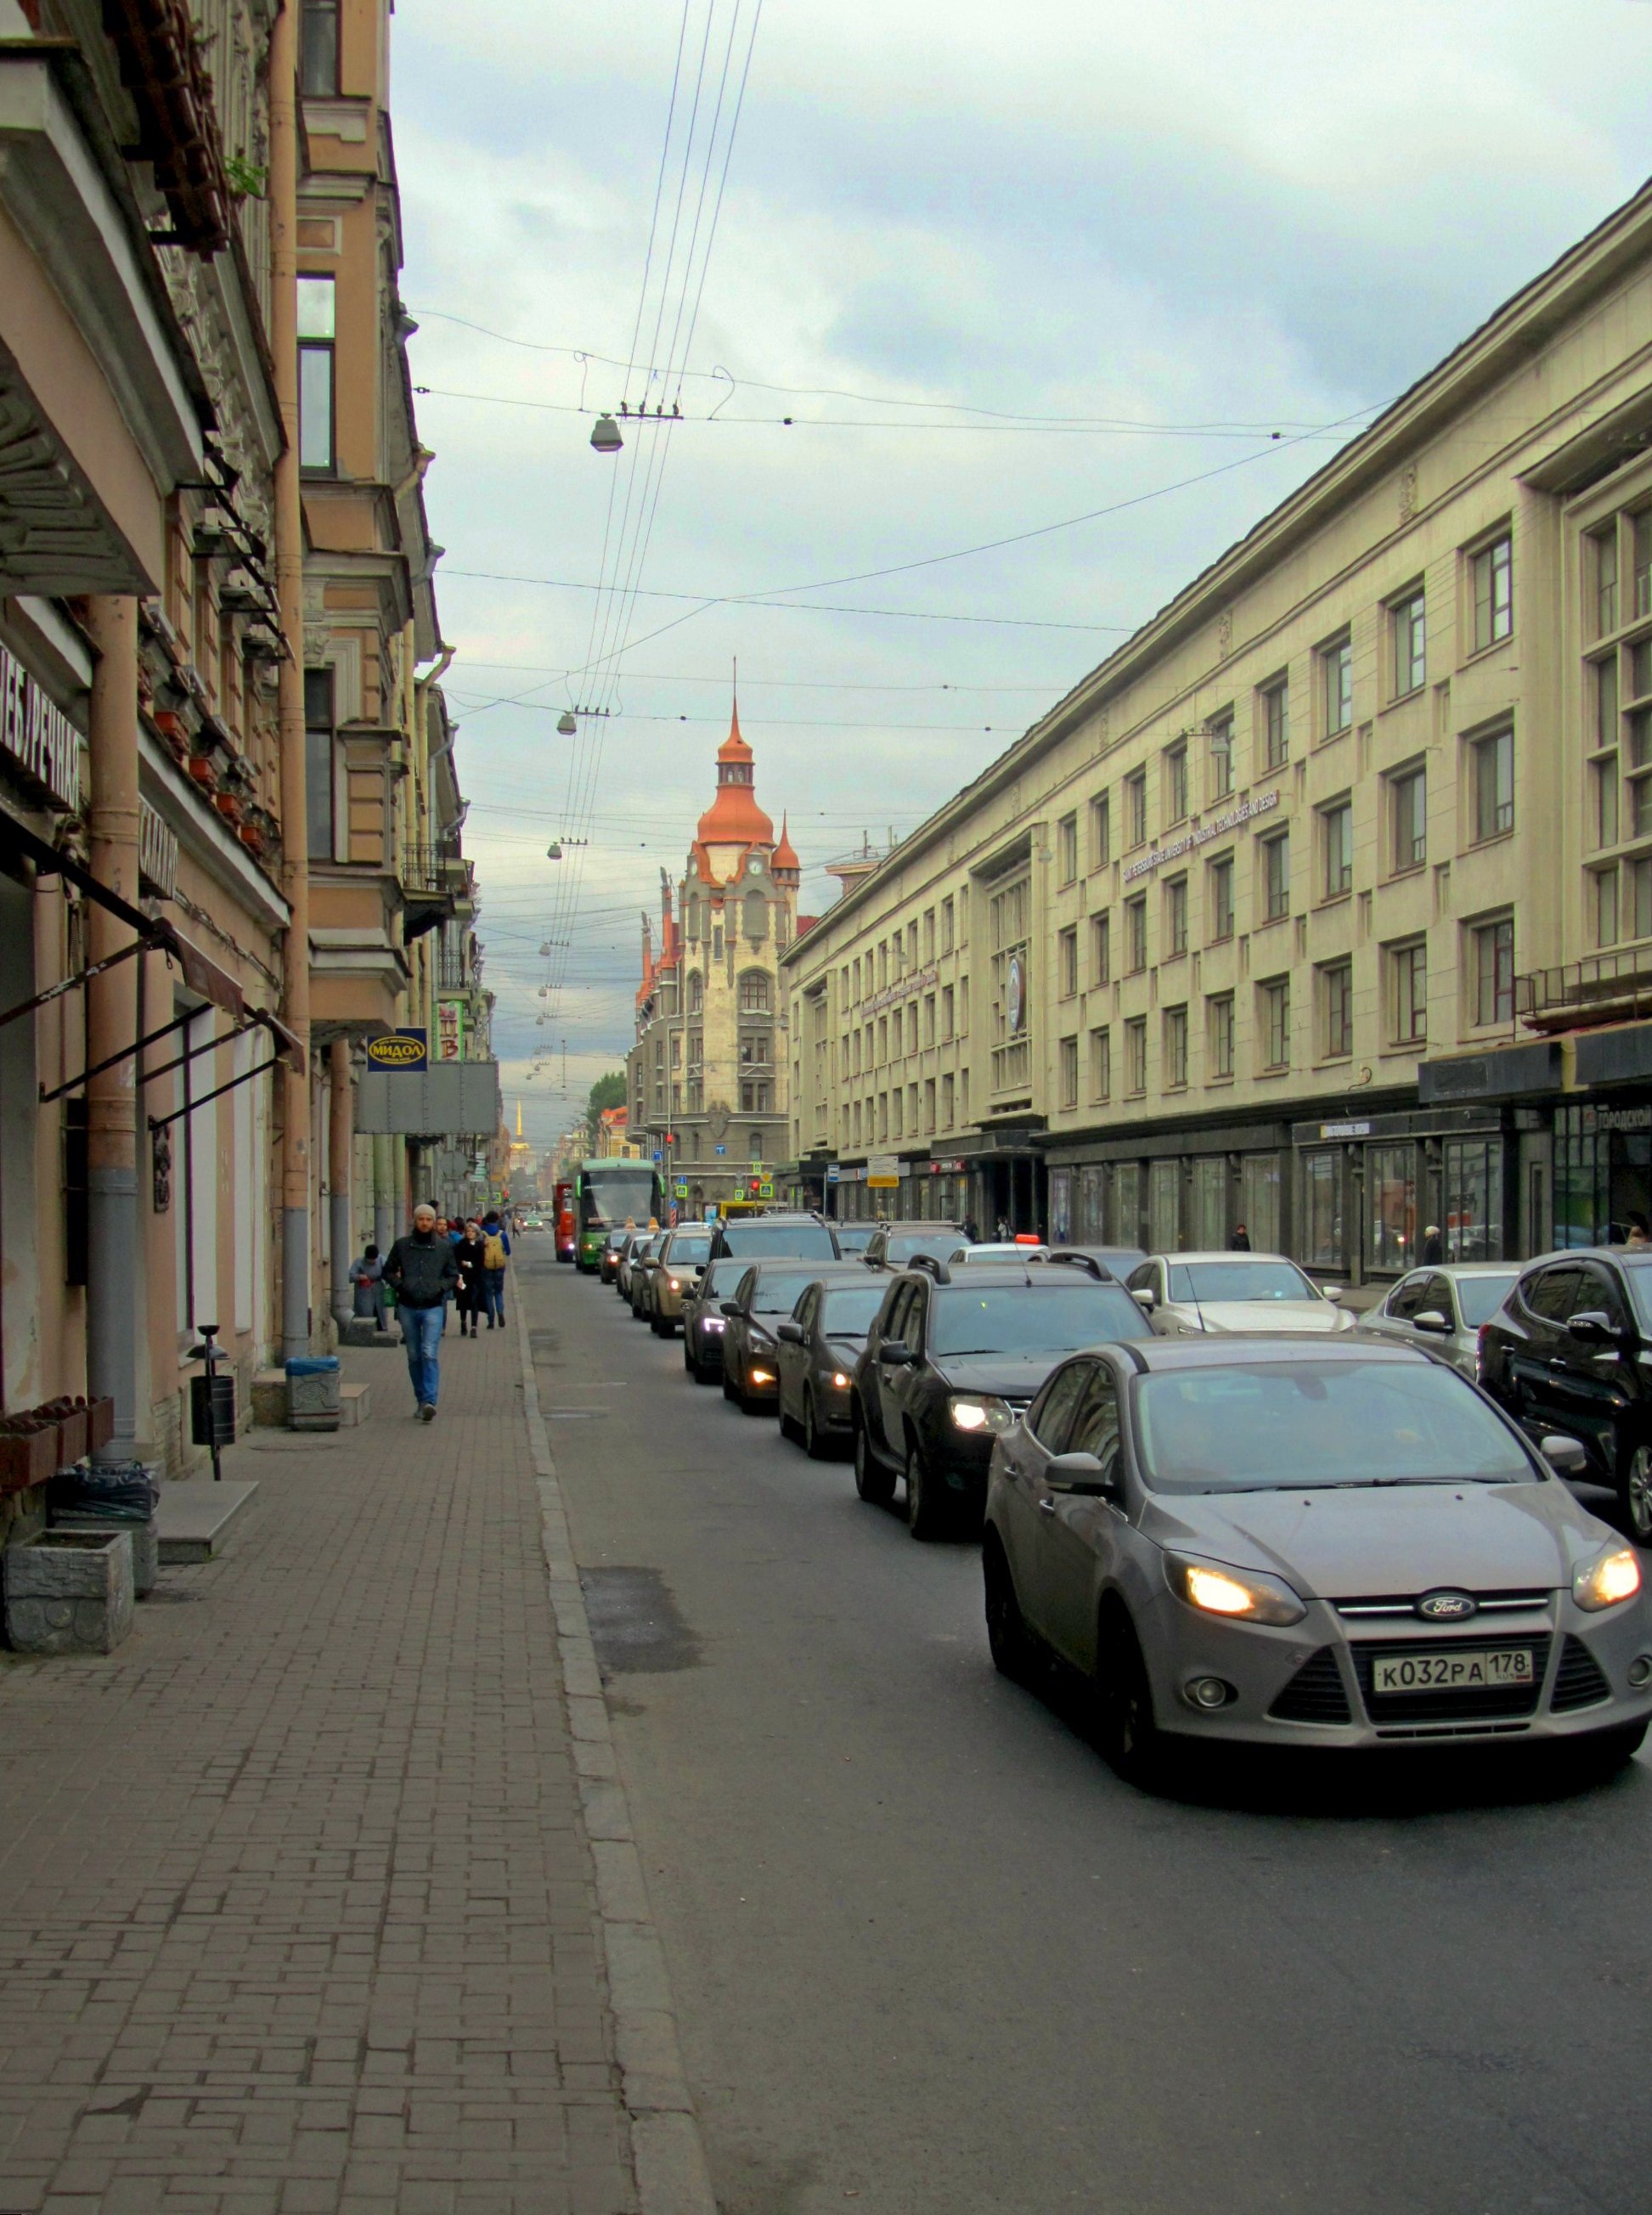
{"left": 393, "top": 0, "right": 1652, "bottom": 1148}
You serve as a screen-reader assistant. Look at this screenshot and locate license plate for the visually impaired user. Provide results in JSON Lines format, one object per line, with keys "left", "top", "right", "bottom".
{"left": 1371, "top": 1649, "right": 1534, "bottom": 1695}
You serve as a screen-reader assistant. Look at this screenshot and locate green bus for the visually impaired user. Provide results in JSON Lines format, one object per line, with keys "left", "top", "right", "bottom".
{"left": 573, "top": 1158, "right": 664, "bottom": 1271}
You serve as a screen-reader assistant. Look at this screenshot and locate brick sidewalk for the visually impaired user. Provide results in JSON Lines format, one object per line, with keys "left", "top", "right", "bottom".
{"left": 0, "top": 1308, "right": 640, "bottom": 2215}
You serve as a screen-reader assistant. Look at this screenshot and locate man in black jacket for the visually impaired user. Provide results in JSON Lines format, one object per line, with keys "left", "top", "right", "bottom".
{"left": 383, "top": 1202, "right": 460, "bottom": 1420}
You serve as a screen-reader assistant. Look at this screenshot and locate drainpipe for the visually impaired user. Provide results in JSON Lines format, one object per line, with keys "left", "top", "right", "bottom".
{"left": 270, "top": 0, "right": 310, "bottom": 1358}
{"left": 82, "top": 596, "right": 141, "bottom": 1464}
{"left": 329, "top": 1036, "right": 352, "bottom": 1326}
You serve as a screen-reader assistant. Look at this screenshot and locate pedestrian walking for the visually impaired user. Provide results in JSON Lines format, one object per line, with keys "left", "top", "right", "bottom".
{"left": 962, "top": 1216, "right": 980, "bottom": 1243}
{"left": 1230, "top": 1223, "right": 1252, "bottom": 1251}
{"left": 481, "top": 1209, "right": 511, "bottom": 1329}
{"left": 1422, "top": 1223, "right": 1444, "bottom": 1265}
{"left": 383, "top": 1202, "right": 459, "bottom": 1420}
{"left": 454, "top": 1220, "right": 488, "bottom": 1335}
{"left": 349, "top": 1242, "right": 387, "bottom": 1328}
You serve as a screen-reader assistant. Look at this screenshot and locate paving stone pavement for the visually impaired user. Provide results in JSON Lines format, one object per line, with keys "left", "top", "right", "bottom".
{"left": 0, "top": 1306, "right": 646, "bottom": 2215}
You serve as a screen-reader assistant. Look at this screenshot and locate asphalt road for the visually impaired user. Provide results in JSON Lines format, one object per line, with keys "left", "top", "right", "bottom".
{"left": 520, "top": 1243, "right": 1652, "bottom": 2215}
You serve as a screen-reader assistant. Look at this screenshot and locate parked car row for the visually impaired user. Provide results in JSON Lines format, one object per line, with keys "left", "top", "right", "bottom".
{"left": 586, "top": 1214, "right": 1652, "bottom": 1787}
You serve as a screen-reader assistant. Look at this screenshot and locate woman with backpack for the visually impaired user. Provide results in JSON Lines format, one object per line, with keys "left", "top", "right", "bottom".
{"left": 480, "top": 1210, "right": 511, "bottom": 1329}
{"left": 454, "top": 1220, "right": 488, "bottom": 1337}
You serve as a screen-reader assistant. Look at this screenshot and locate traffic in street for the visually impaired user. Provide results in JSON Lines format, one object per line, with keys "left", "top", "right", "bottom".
{"left": 522, "top": 1216, "right": 1652, "bottom": 2215}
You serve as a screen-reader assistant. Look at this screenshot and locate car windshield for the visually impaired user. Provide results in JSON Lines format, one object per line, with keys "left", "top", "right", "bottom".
{"left": 750, "top": 1269, "right": 833, "bottom": 1315}
{"left": 885, "top": 1231, "right": 963, "bottom": 1263}
{"left": 831, "top": 1224, "right": 877, "bottom": 1254}
{"left": 1131, "top": 1360, "right": 1535, "bottom": 1494}
{"left": 820, "top": 1286, "right": 888, "bottom": 1336}
{"left": 719, "top": 1223, "right": 837, "bottom": 1258}
{"left": 929, "top": 1284, "right": 1151, "bottom": 1356}
{"left": 1165, "top": 1259, "right": 1319, "bottom": 1304}
{"left": 1454, "top": 1273, "right": 1518, "bottom": 1328}
{"left": 604, "top": 1230, "right": 629, "bottom": 1249}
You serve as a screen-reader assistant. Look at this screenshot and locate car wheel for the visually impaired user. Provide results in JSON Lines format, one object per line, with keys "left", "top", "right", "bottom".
{"left": 905, "top": 1435, "right": 950, "bottom": 1540}
{"left": 779, "top": 1392, "right": 802, "bottom": 1444}
{"left": 722, "top": 1366, "right": 739, "bottom": 1401}
{"left": 983, "top": 1535, "right": 1035, "bottom": 1685}
{"left": 854, "top": 1412, "right": 896, "bottom": 1506}
{"left": 803, "top": 1391, "right": 829, "bottom": 1460}
{"left": 1621, "top": 1440, "right": 1652, "bottom": 1544}
{"left": 1553, "top": 1721, "right": 1646, "bottom": 1787}
{"left": 1092, "top": 1605, "right": 1164, "bottom": 1789}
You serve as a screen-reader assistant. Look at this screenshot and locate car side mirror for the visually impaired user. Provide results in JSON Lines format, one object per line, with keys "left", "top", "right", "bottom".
{"left": 1567, "top": 1310, "right": 1622, "bottom": 1345}
{"left": 878, "top": 1339, "right": 914, "bottom": 1366}
{"left": 1130, "top": 1287, "right": 1157, "bottom": 1310}
{"left": 1412, "top": 1309, "right": 1452, "bottom": 1335}
{"left": 1045, "top": 1451, "right": 1120, "bottom": 1499}
{"left": 1540, "top": 1433, "right": 1588, "bottom": 1477}
{"left": 1323, "top": 1285, "right": 1344, "bottom": 1302}
{"left": 719, "top": 1301, "right": 741, "bottom": 1320}
{"left": 775, "top": 1321, "right": 804, "bottom": 1344}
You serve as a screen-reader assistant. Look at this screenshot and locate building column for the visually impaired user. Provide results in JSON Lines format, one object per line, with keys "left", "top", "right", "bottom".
{"left": 373, "top": 1133, "right": 396, "bottom": 1255}
{"left": 82, "top": 596, "right": 141, "bottom": 1465}
{"left": 270, "top": 0, "right": 310, "bottom": 1356}
{"left": 328, "top": 1037, "right": 352, "bottom": 1326}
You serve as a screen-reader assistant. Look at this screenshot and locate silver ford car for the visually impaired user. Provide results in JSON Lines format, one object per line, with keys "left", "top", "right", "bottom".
{"left": 983, "top": 1337, "right": 1651, "bottom": 1785}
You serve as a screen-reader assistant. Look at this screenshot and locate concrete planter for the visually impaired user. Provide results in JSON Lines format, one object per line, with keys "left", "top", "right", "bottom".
{"left": 3, "top": 1530, "right": 134, "bottom": 1654}
{"left": 49, "top": 1513, "right": 159, "bottom": 1598}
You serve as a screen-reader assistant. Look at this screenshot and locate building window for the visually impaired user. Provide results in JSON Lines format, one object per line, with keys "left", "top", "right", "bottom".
{"left": 1320, "top": 960, "right": 1354, "bottom": 1059}
{"left": 1472, "top": 534, "right": 1513, "bottom": 651}
{"left": 941, "top": 1072, "right": 955, "bottom": 1126}
{"left": 1596, "top": 747, "right": 1620, "bottom": 849}
{"left": 1471, "top": 914, "right": 1515, "bottom": 1026}
{"left": 1322, "top": 799, "right": 1354, "bottom": 899}
{"left": 297, "top": 276, "right": 336, "bottom": 472}
{"left": 1059, "top": 1035, "right": 1079, "bottom": 1109}
{"left": 1208, "top": 854, "right": 1233, "bottom": 942}
{"left": 923, "top": 994, "right": 936, "bottom": 1046}
{"left": 1090, "top": 910, "right": 1111, "bottom": 986}
{"left": 1390, "top": 939, "right": 1427, "bottom": 1045}
{"left": 1321, "top": 634, "right": 1353, "bottom": 737}
{"left": 1058, "top": 925, "right": 1078, "bottom": 998}
{"left": 1594, "top": 525, "right": 1620, "bottom": 639}
{"left": 1390, "top": 765, "right": 1426, "bottom": 872}
{"left": 1090, "top": 792, "right": 1111, "bottom": 870}
{"left": 1164, "top": 1005, "right": 1188, "bottom": 1089}
{"left": 1125, "top": 895, "right": 1147, "bottom": 973}
{"left": 1302, "top": 1149, "right": 1345, "bottom": 1270}
{"left": 941, "top": 984, "right": 955, "bottom": 1039}
{"left": 1260, "top": 975, "right": 1290, "bottom": 1069}
{"left": 1391, "top": 589, "right": 1426, "bottom": 697}
{"left": 1089, "top": 1026, "right": 1111, "bottom": 1102}
{"left": 1125, "top": 1016, "right": 1147, "bottom": 1095}
{"left": 989, "top": 872, "right": 1032, "bottom": 1092}
{"left": 1261, "top": 678, "right": 1289, "bottom": 769}
{"left": 940, "top": 897, "right": 955, "bottom": 954}
{"left": 1207, "top": 712, "right": 1233, "bottom": 802}
{"left": 738, "top": 972, "right": 770, "bottom": 1012}
{"left": 1596, "top": 652, "right": 1620, "bottom": 753}
{"left": 1057, "top": 813, "right": 1078, "bottom": 883}
{"left": 1368, "top": 1143, "right": 1418, "bottom": 1273}
{"left": 301, "top": 0, "right": 341, "bottom": 93}
{"left": 303, "top": 665, "right": 335, "bottom": 861}
{"left": 1207, "top": 993, "right": 1234, "bottom": 1079}
{"left": 922, "top": 908, "right": 935, "bottom": 961}
{"left": 1125, "top": 770, "right": 1147, "bottom": 848}
{"left": 1597, "top": 865, "right": 1620, "bottom": 949}
{"left": 1471, "top": 728, "right": 1514, "bottom": 842}
{"left": 1164, "top": 744, "right": 1188, "bottom": 827}
{"left": 1164, "top": 875, "right": 1187, "bottom": 956}
{"left": 1260, "top": 830, "right": 1289, "bottom": 922}
{"left": 1633, "top": 857, "right": 1652, "bottom": 942}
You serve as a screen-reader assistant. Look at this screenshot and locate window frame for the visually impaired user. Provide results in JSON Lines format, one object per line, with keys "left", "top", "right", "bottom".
{"left": 1320, "top": 797, "right": 1354, "bottom": 901}
{"left": 1470, "top": 532, "right": 1514, "bottom": 655}
{"left": 1389, "top": 762, "right": 1427, "bottom": 875}
{"left": 300, "top": 0, "right": 341, "bottom": 96}
{"left": 1469, "top": 912, "right": 1516, "bottom": 1029}
{"left": 1206, "top": 991, "right": 1235, "bottom": 1081}
{"left": 1260, "top": 828, "right": 1290, "bottom": 922}
{"left": 1390, "top": 587, "right": 1427, "bottom": 700}
{"left": 1260, "top": 675, "right": 1289, "bottom": 771}
{"left": 1319, "top": 959, "right": 1354, "bottom": 1062}
{"left": 1320, "top": 633, "right": 1353, "bottom": 741}
{"left": 1388, "top": 938, "right": 1428, "bottom": 1047}
{"left": 296, "top": 274, "right": 338, "bottom": 475}
{"left": 1469, "top": 725, "right": 1514, "bottom": 845}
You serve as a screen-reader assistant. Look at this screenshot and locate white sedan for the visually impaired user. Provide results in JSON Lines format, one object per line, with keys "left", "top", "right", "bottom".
{"left": 1125, "top": 1252, "right": 1356, "bottom": 1336}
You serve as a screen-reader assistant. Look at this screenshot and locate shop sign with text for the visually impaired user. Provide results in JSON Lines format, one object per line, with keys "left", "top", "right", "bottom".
{"left": 0, "top": 644, "right": 81, "bottom": 811}
{"left": 1123, "top": 787, "right": 1280, "bottom": 884}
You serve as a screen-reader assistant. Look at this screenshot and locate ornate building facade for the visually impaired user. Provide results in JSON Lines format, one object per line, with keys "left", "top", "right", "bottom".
{"left": 629, "top": 709, "right": 802, "bottom": 1215}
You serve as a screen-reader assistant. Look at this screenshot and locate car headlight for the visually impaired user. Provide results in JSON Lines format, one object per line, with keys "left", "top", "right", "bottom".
{"left": 668, "top": 1277, "right": 681, "bottom": 1292}
{"left": 831, "top": 1371, "right": 851, "bottom": 1389}
{"left": 950, "top": 1395, "right": 1013, "bottom": 1434}
{"left": 749, "top": 1367, "right": 775, "bottom": 1386}
{"left": 1167, "top": 1554, "right": 1306, "bottom": 1626}
{"left": 703, "top": 1316, "right": 725, "bottom": 1333}
{"left": 1573, "top": 1547, "right": 1642, "bottom": 1612}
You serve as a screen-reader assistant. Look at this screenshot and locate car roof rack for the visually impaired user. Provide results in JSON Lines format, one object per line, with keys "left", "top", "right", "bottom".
{"left": 1046, "top": 1250, "right": 1113, "bottom": 1281}
{"left": 909, "top": 1254, "right": 951, "bottom": 1285}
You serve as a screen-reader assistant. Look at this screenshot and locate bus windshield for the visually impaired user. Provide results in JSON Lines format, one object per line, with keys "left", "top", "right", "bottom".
{"left": 578, "top": 1162, "right": 659, "bottom": 1229}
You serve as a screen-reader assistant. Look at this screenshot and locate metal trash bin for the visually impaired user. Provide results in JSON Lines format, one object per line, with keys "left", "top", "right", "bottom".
{"left": 285, "top": 1355, "right": 341, "bottom": 1432}
{"left": 191, "top": 1372, "right": 236, "bottom": 1449}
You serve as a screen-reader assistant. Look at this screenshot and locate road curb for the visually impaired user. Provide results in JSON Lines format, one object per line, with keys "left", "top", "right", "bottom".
{"left": 515, "top": 1292, "right": 719, "bottom": 2215}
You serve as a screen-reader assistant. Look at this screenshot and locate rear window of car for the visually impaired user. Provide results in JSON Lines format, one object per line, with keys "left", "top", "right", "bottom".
{"left": 1454, "top": 1273, "right": 1517, "bottom": 1328}
{"left": 820, "top": 1286, "right": 887, "bottom": 1335}
{"left": 928, "top": 1283, "right": 1150, "bottom": 1356}
{"left": 883, "top": 1231, "right": 962, "bottom": 1263}
{"left": 750, "top": 1269, "right": 834, "bottom": 1315}
{"left": 1132, "top": 1360, "right": 1533, "bottom": 1495}
{"left": 667, "top": 1233, "right": 711, "bottom": 1262}
{"left": 1164, "top": 1260, "right": 1318, "bottom": 1304}
{"left": 719, "top": 1223, "right": 837, "bottom": 1258}
{"left": 832, "top": 1224, "right": 877, "bottom": 1254}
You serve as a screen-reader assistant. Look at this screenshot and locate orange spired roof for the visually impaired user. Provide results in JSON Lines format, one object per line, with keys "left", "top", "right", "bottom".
{"left": 693, "top": 698, "right": 775, "bottom": 861}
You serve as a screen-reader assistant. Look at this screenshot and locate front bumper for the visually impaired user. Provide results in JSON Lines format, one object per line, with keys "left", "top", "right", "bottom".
{"left": 1137, "top": 1586, "right": 1652, "bottom": 1750}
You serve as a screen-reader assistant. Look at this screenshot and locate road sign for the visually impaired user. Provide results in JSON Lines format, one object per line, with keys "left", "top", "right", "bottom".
{"left": 758, "top": 1177, "right": 774, "bottom": 1200}
{"left": 826, "top": 1163, "right": 840, "bottom": 1185}
{"left": 651, "top": 1150, "right": 662, "bottom": 1164}
{"left": 714, "top": 1144, "right": 726, "bottom": 1156}
{"left": 867, "top": 1152, "right": 900, "bottom": 1190}
{"left": 674, "top": 1181, "right": 688, "bottom": 1199}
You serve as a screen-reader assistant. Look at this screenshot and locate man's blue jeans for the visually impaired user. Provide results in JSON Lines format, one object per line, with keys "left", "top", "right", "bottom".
{"left": 401, "top": 1303, "right": 443, "bottom": 1408}
{"left": 482, "top": 1268, "right": 506, "bottom": 1324}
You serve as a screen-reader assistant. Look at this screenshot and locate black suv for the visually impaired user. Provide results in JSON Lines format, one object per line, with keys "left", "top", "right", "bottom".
{"left": 862, "top": 1221, "right": 967, "bottom": 1271}
{"left": 1478, "top": 1246, "right": 1652, "bottom": 1540}
{"left": 708, "top": 1211, "right": 840, "bottom": 1264}
{"left": 851, "top": 1258, "right": 1153, "bottom": 1537}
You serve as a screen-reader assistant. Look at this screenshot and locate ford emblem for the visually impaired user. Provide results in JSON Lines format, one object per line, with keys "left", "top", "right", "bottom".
{"left": 1416, "top": 1589, "right": 1477, "bottom": 1621}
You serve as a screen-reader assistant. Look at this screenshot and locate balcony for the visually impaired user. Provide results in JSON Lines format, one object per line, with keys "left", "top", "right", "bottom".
{"left": 399, "top": 840, "right": 465, "bottom": 942}
{"left": 1515, "top": 949, "right": 1652, "bottom": 1034}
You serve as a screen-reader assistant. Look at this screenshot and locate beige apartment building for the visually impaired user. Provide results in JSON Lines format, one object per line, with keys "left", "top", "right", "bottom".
{"left": 784, "top": 181, "right": 1652, "bottom": 1284}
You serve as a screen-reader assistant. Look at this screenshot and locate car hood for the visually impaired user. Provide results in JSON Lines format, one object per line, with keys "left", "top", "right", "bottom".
{"left": 1142, "top": 1479, "right": 1612, "bottom": 1598}
{"left": 1170, "top": 1300, "right": 1350, "bottom": 1334}
{"left": 931, "top": 1352, "right": 1070, "bottom": 1397}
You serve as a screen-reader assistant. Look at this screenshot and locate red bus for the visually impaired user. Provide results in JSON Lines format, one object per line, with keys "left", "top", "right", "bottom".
{"left": 554, "top": 1181, "right": 576, "bottom": 1264}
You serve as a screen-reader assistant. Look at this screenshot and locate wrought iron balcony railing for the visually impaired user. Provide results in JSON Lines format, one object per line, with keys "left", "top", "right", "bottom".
{"left": 1515, "top": 948, "right": 1652, "bottom": 1032}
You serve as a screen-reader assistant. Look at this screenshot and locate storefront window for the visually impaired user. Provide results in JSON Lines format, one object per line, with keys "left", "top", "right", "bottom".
{"left": 1241, "top": 1154, "right": 1283, "bottom": 1254}
{"left": 1554, "top": 1108, "right": 1608, "bottom": 1248}
{"left": 1112, "top": 1163, "right": 1142, "bottom": 1247}
{"left": 1367, "top": 1143, "right": 1418, "bottom": 1272}
{"left": 1048, "top": 1168, "right": 1073, "bottom": 1246}
{"left": 1149, "top": 1160, "right": 1181, "bottom": 1250}
{"left": 1301, "top": 1149, "right": 1345, "bottom": 1269}
{"left": 1074, "top": 1164, "right": 1107, "bottom": 1243}
{"left": 1192, "top": 1157, "right": 1226, "bottom": 1249}
{"left": 1443, "top": 1137, "right": 1504, "bottom": 1261}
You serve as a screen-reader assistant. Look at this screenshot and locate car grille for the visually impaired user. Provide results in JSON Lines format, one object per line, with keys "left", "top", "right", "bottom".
{"left": 1550, "top": 1635, "right": 1612, "bottom": 1713}
{"left": 1334, "top": 1588, "right": 1550, "bottom": 1620}
{"left": 1268, "top": 1648, "right": 1352, "bottom": 1724}
{"left": 1351, "top": 1634, "right": 1552, "bottom": 1723}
